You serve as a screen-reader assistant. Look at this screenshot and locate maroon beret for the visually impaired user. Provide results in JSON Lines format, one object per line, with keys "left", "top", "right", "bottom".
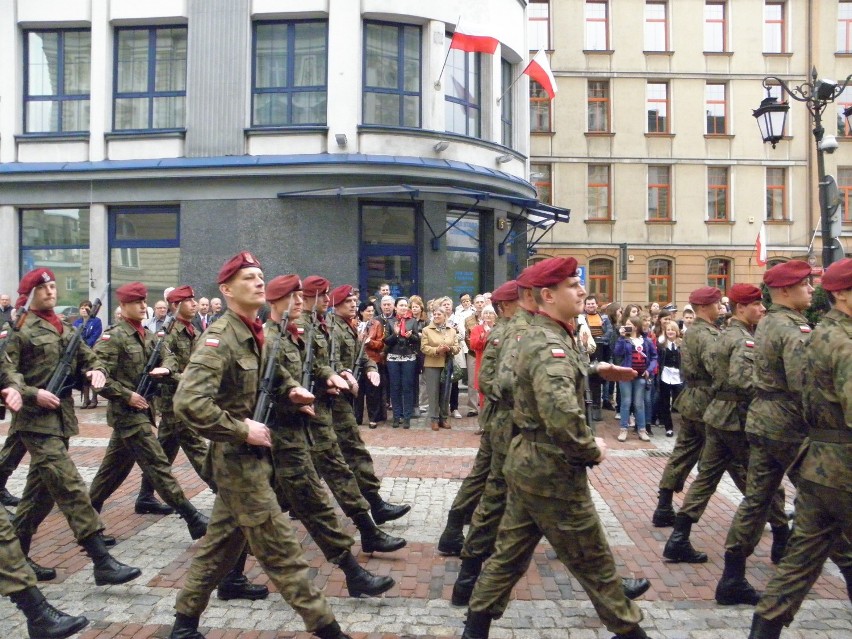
{"left": 166, "top": 285, "right": 195, "bottom": 304}
{"left": 302, "top": 276, "right": 331, "bottom": 297}
{"left": 728, "top": 283, "right": 763, "bottom": 305}
{"left": 490, "top": 280, "right": 519, "bottom": 303}
{"left": 17, "top": 268, "right": 55, "bottom": 297}
{"left": 763, "top": 260, "right": 811, "bottom": 288}
{"left": 217, "top": 251, "right": 261, "bottom": 284}
{"left": 330, "top": 285, "right": 355, "bottom": 307}
{"left": 688, "top": 286, "right": 722, "bottom": 305}
{"left": 266, "top": 274, "right": 302, "bottom": 302}
{"left": 516, "top": 257, "right": 579, "bottom": 288}
{"left": 116, "top": 282, "right": 148, "bottom": 303}
{"left": 822, "top": 257, "right": 852, "bottom": 292}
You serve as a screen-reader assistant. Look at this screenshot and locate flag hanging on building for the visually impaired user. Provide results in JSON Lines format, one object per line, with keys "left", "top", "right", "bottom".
{"left": 523, "top": 49, "right": 557, "bottom": 99}
{"left": 754, "top": 223, "right": 767, "bottom": 266}
{"left": 449, "top": 31, "right": 500, "bottom": 54}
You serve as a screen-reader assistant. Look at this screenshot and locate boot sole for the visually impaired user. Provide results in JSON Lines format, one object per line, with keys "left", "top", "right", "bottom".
{"left": 94, "top": 567, "right": 142, "bottom": 586}
{"left": 663, "top": 553, "right": 708, "bottom": 563}
{"left": 715, "top": 593, "right": 760, "bottom": 606}
{"left": 372, "top": 505, "right": 412, "bottom": 525}
{"left": 134, "top": 505, "right": 175, "bottom": 515}
{"left": 348, "top": 576, "right": 395, "bottom": 597}
{"left": 35, "top": 615, "right": 90, "bottom": 639}
{"left": 217, "top": 588, "right": 270, "bottom": 601}
{"left": 362, "top": 539, "right": 407, "bottom": 553}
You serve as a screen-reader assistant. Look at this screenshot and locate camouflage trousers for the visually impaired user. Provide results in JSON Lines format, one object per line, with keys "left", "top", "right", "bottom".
{"left": 461, "top": 405, "right": 514, "bottom": 560}
{"left": 89, "top": 424, "right": 192, "bottom": 512}
{"left": 659, "top": 416, "right": 705, "bottom": 493}
{"left": 0, "top": 432, "right": 26, "bottom": 489}
{"left": 447, "top": 401, "right": 497, "bottom": 523}
{"left": 756, "top": 479, "right": 852, "bottom": 623}
{"left": 175, "top": 455, "right": 334, "bottom": 631}
{"left": 0, "top": 507, "right": 35, "bottom": 596}
{"left": 139, "top": 411, "right": 214, "bottom": 495}
{"left": 272, "top": 416, "right": 353, "bottom": 563}
{"left": 326, "top": 397, "right": 382, "bottom": 498}
{"left": 679, "top": 427, "right": 787, "bottom": 528}
{"left": 469, "top": 480, "right": 643, "bottom": 635}
{"left": 14, "top": 433, "right": 102, "bottom": 542}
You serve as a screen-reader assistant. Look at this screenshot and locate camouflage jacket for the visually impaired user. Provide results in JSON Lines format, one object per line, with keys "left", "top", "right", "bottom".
{"left": 673, "top": 317, "right": 720, "bottom": 421}
{"left": 330, "top": 314, "right": 376, "bottom": 375}
{"left": 294, "top": 313, "right": 336, "bottom": 421}
{"left": 6, "top": 313, "right": 104, "bottom": 437}
{"left": 160, "top": 320, "right": 199, "bottom": 402}
{"left": 745, "top": 304, "right": 811, "bottom": 443}
{"left": 477, "top": 317, "right": 510, "bottom": 403}
{"left": 797, "top": 308, "right": 851, "bottom": 492}
{"left": 703, "top": 318, "right": 756, "bottom": 432}
{"left": 494, "top": 308, "right": 534, "bottom": 407}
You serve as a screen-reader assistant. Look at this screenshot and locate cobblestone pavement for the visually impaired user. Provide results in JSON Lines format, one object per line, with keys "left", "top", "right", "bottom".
{"left": 0, "top": 401, "right": 849, "bottom": 639}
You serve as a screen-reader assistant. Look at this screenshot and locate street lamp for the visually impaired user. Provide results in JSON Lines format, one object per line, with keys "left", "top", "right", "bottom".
{"left": 753, "top": 67, "right": 852, "bottom": 268}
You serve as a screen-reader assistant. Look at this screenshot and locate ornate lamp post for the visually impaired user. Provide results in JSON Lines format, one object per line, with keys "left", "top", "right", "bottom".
{"left": 753, "top": 67, "right": 852, "bottom": 268}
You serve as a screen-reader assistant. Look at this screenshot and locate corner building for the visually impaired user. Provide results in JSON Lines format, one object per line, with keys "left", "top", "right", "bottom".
{"left": 0, "top": 0, "right": 556, "bottom": 312}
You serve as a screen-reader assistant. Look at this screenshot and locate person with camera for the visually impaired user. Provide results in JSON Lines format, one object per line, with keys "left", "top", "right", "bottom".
{"left": 613, "top": 317, "right": 657, "bottom": 442}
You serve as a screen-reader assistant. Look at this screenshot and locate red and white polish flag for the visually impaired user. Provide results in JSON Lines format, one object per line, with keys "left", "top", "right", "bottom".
{"left": 754, "top": 223, "right": 767, "bottom": 267}
{"left": 523, "top": 49, "right": 557, "bottom": 100}
{"left": 450, "top": 31, "right": 500, "bottom": 55}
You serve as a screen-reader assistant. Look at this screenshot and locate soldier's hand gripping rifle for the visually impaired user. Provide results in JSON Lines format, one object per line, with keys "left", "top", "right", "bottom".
{"left": 253, "top": 311, "right": 290, "bottom": 426}
{"left": 135, "top": 314, "right": 176, "bottom": 402}
{"left": 0, "top": 289, "right": 36, "bottom": 420}
{"left": 46, "top": 293, "right": 105, "bottom": 397}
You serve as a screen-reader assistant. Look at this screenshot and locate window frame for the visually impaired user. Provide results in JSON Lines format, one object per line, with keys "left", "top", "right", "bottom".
{"left": 501, "top": 59, "right": 513, "bottom": 147}
{"left": 531, "top": 163, "right": 552, "bottom": 205}
{"left": 444, "top": 44, "right": 481, "bottom": 138}
{"left": 644, "top": 1, "right": 669, "bottom": 52}
{"left": 584, "top": 0, "right": 610, "bottom": 51}
{"left": 587, "top": 79, "right": 610, "bottom": 133}
{"left": 648, "top": 165, "right": 672, "bottom": 220}
{"left": 837, "top": 167, "right": 852, "bottom": 223}
{"left": 530, "top": 80, "right": 552, "bottom": 133}
{"left": 23, "top": 28, "right": 91, "bottom": 134}
{"left": 704, "top": 1, "right": 727, "bottom": 52}
{"left": 362, "top": 20, "right": 423, "bottom": 129}
{"left": 648, "top": 257, "right": 673, "bottom": 305}
{"left": 837, "top": 87, "right": 852, "bottom": 137}
{"left": 707, "top": 257, "right": 732, "bottom": 294}
{"left": 587, "top": 164, "right": 612, "bottom": 221}
{"left": 764, "top": 1, "right": 786, "bottom": 54}
{"left": 765, "top": 167, "right": 788, "bottom": 221}
{"left": 840, "top": 1, "right": 852, "bottom": 53}
{"left": 705, "top": 82, "right": 727, "bottom": 135}
{"left": 646, "top": 81, "right": 669, "bottom": 134}
{"left": 588, "top": 257, "right": 615, "bottom": 305}
{"left": 707, "top": 166, "right": 730, "bottom": 222}
{"left": 528, "top": 0, "right": 551, "bottom": 51}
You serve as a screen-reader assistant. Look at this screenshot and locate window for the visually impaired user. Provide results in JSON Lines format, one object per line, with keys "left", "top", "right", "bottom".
{"left": 588, "top": 258, "right": 614, "bottom": 304}
{"left": 588, "top": 165, "right": 611, "bottom": 220}
{"left": 530, "top": 80, "right": 552, "bottom": 132}
{"left": 585, "top": 1, "right": 609, "bottom": 51}
{"left": 647, "top": 82, "right": 669, "bottom": 133}
{"left": 24, "top": 30, "right": 91, "bottom": 134}
{"left": 838, "top": 87, "right": 852, "bottom": 137}
{"left": 764, "top": 1, "right": 785, "bottom": 53}
{"left": 360, "top": 203, "right": 418, "bottom": 296}
{"left": 501, "top": 59, "right": 513, "bottom": 146}
{"left": 645, "top": 2, "right": 668, "bottom": 52}
{"left": 648, "top": 258, "right": 673, "bottom": 304}
{"left": 705, "top": 2, "right": 726, "bottom": 52}
{"left": 766, "top": 167, "right": 787, "bottom": 221}
{"left": 114, "top": 26, "right": 186, "bottom": 131}
{"left": 707, "top": 167, "right": 729, "bottom": 221}
{"left": 587, "top": 80, "right": 610, "bottom": 132}
{"left": 252, "top": 21, "right": 328, "bottom": 127}
{"left": 445, "top": 46, "right": 480, "bottom": 137}
{"left": 839, "top": 1, "right": 852, "bottom": 52}
{"left": 705, "top": 83, "right": 727, "bottom": 134}
{"left": 528, "top": 0, "right": 550, "bottom": 51}
{"left": 648, "top": 166, "right": 671, "bottom": 220}
{"left": 446, "top": 209, "right": 482, "bottom": 299}
{"left": 20, "top": 208, "right": 90, "bottom": 308}
{"left": 838, "top": 168, "right": 852, "bottom": 223}
{"left": 707, "top": 258, "right": 731, "bottom": 293}
{"left": 531, "top": 164, "right": 552, "bottom": 204}
{"left": 363, "top": 22, "right": 421, "bottom": 128}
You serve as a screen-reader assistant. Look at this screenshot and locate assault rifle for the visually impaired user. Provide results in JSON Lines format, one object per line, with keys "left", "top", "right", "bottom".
{"left": 0, "top": 290, "right": 35, "bottom": 420}
{"left": 301, "top": 298, "right": 319, "bottom": 393}
{"left": 577, "top": 329, "right": 596, "bottom": 436}
{"left": 351, "top": 322, "right": 370, "bottom": 381}
{"left": 46, "top": 294, "right": 105, "bottom": 397}
{"left": 253, "top": 312, "right": 289, "bottom": 425}
{"left": 135, "top": 314, "right": 176, "bottom": 401}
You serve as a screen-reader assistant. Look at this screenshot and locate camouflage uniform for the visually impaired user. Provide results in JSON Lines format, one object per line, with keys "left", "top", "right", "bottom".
{"left": 88, "top": 321, "right": 195, "bottom": 512}
{"left": 173, "top": 310, "right": 334, "bottom": 631}
{"left": 5, "top": 314, "right": 104, "bottom": 543}
{"left": 469, "top": 313, "right": 643, "bottom": 635}
{"left": 754, "top": 307, "right": 852, "bottom": 625}
{"left": 0, "top": 507, "right": 36, "bottom": 596}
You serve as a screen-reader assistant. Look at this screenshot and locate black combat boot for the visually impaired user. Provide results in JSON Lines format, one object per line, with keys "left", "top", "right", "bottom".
{"left": 451, "top": 556, "right": 484, "bottom": 606}
{"left": 747, "top": 614, "right": 784, "bottom": 639}
{"left": 770, "top": 524, "right": 791, "bottom": 565}
{"left": 461, "top": 609, "right": 492, "bottom": 639}
{"left": 353, "top": 513, "right": 406, "bottom": 553}
{"left": 622, "top": 577, "right": 651, "bottom": 600}
{"left": 337, "top": 551, "right": 395, "bottom": 597}
{"left": 176, "top": 503, "right": 209, "bottom": 540}
{"left": 437, "top": 508, "right": 466, "bottom": 556}
{"left": 314, "top": 620, "right": 353, "bottom": 639}
{"left": 651, "top": 488, "right": 676, "bottom": 527}
{"left": 715, "top": 551, "right": 760, "bottom": 605}
{"left": 80, "top": 533, "right": 142, "bottom": 586}
{"left": 135, "top": 477, "right": 175, "bottom": 515}
{"left": 9, "top": 586, "right": 89, "bottom": 639}
{"left": 18, "top": 533, "right": 57, "bottom": 582}
{"left": 216, "top": 549, "right": 269, "bottom": 601}
{"left": 611, "top": 627, "right": 650, "bottom": 639}
{"left": 366, "top": 492, "right": 411, "bottom": 525}
{"left": 841, "top": 565, "right": 852, "bottom": 603}
{"left": 169, "top": 612, "right": 205, "bottom": 639}
{"left": 663, "top": 513, "right": 707, "bottom": 563}
{"left": 0, "top": 487, "right": 21, "bottom": 506}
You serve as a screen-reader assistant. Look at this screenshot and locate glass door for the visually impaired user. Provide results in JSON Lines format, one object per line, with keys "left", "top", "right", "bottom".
{"left": 359, "top": 202, "right": 418, "bottom": 298}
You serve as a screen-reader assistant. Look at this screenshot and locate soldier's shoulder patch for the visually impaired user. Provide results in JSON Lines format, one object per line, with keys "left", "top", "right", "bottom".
{"left": 297, "top": 327, "right": 305, "bottom": 335}
{"left": 491, "top": 338, "right": 500, "bottom": 346}
{"left": 745, "top": 339, "right": 755, "bottom": 348}
{"left": 799, "top": 325, "right": 811, "bottom": 333}
{"left": 204, "top": 337, "right": 220, "bottom": 348}
{"left": 100, "top": 333, "right": 111, "bottom": 341}
{"left": 0, "top": 329, "right": 7, "bottom": 339}
{"left": 551, "top": 348, "right": 566, "bottom": 358}
{"left": 157, "top": 330, "right": 165, "bottom": 337}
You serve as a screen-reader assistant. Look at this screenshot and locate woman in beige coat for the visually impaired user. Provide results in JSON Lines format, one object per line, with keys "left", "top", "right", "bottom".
{"left": 420, "top": 307, "right": 461, "bottom": 430}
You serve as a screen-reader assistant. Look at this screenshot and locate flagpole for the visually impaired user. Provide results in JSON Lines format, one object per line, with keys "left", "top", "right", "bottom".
{"left": 434, "top": 15, "right": 462, "bottom": 89}
{"left": 496, "top": 70, "right": 526, "bottom": 104}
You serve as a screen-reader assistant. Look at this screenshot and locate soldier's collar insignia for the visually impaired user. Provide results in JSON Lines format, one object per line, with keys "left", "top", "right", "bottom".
{"left": 551, "top": 348, "right": 566, "bottom": 358}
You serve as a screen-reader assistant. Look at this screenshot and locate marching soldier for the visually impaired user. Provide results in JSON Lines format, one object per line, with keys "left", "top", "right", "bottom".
{"left": 4, "top": 269, "right": 141, "bottom": 586}
{"left": 88, "top": 282, "right": 208, "bottom": 541}
{"left": 748, "top": 258, "right": 852, "bottom": 638}
{"left": 168, "top": 253, "right": 351, "bottom": 639}
{"left": 461, "top": 257, "right": 650, "bottom": 639}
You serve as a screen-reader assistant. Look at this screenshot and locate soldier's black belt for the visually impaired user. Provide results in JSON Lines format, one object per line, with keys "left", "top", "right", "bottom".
{"left": 756, "top": 390, "right": 801, "bottom": 401}
{"left": 808, "top": 429, "right": 852, "bottom": 444}
{"left": 686, "top": 380, "right": 712, "bottom": 388}
{"left": 714, "top": 391, "right": 750, "bottom": 402}
{"left": 520, "top": 429, "right": 550, "bottom": 443}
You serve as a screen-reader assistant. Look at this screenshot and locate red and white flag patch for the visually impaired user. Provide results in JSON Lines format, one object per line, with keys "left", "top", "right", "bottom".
{"left": 0, "top": 330, "right": 7, "bottom": 339}
{"left": 205, "top": 338, "right": 220, "bottom": 348}
{"left": 100, "top": 334, "right": 111, "bottom": 341}
{"left": 551, "top": 348, "right": 566, "bottom": 358}
{"left": 157, "top": 330, "right": 165, "bottom": 337}
{"left": 745, "top": 340, "right": 755, "bottom": 348}
{"left": 799, "top": 325, "right": 811, "bottom": 333}
{"left": 297, "top": 327, "right": 305, "bottom": 335}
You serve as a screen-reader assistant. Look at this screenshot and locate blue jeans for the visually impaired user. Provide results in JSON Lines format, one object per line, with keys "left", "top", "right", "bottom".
{"left": 387, "top": 359, "right": 417, "bottom": 420}
{"left": 618, "top": 377, "right": 647, "bottom": 430}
